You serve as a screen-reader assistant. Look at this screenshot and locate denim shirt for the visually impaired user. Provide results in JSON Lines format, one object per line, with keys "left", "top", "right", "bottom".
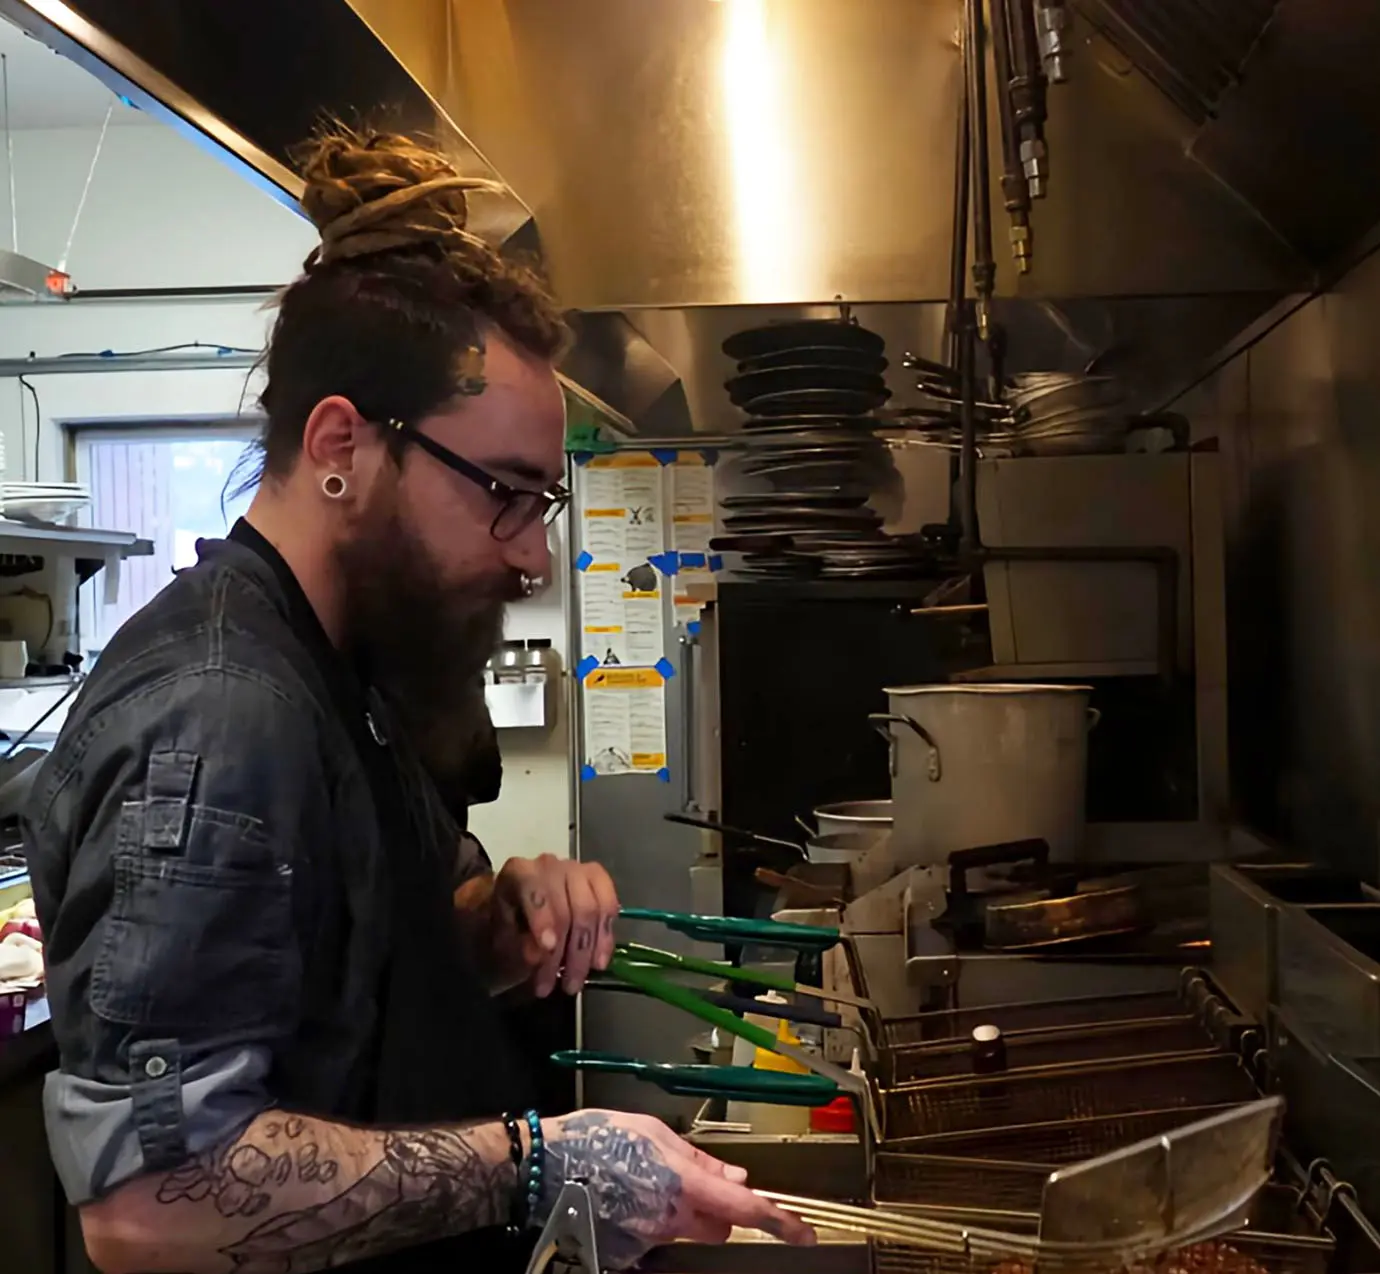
{"left": 21, "top": 530, "right": 487, "bottom": 1204}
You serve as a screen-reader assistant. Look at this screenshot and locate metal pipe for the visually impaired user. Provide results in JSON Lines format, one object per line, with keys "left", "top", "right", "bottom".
{"left": 989, "top": 0, "right": 1033, "bottom": 273}
{"left": 0, "top": 352, "right": 259, "bottom": 376}
{"left": 957, "top": 309, "right": 979, "bottom": 556}
{"left": 1008, "top": 0, "right": 1049, "bottom": 197}
{"left": 946, "top": 57, "right": 971, "bottom": 370}
{"left": 1034, "top": 0, "right": 1071, "bottom": 82}
{"left": 964, "top": 0, "right": 996, "bottom": 342}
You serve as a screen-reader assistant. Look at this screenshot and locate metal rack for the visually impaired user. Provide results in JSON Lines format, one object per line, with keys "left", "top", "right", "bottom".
{"left": 880, "top": 1104, "right": 1250, "bottom": 1163}
{"left": 877, "top": 981, "right": 1212, "bottom": 1052}
{"left": 879, "top": 1052, "right": 1258, "bottom": 1142}
{"left": 883, "top": 1014, "right": 1218, "bottom": 1085}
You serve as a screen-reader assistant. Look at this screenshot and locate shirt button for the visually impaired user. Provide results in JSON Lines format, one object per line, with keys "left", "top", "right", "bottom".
{"left": 144, "top": 1056, "right": 168, "bottom": 1079}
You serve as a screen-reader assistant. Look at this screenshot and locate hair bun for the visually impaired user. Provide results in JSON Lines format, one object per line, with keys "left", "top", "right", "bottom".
{"left": 296, "top": 125, "right": 503, "bottom": 267}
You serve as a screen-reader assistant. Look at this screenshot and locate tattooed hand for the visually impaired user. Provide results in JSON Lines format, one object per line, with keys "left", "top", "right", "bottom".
{"left": 458, "top": 855, "right": 619, "bottom": 996}
{"left": 536, "top": 1110, "right": 815, "bottom": 1269}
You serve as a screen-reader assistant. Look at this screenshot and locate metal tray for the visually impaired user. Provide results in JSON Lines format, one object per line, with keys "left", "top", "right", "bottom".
{"left": 1210, "top": 864, "right": 1373, "bottom": 1027}
{"left": 1276, "top": 904, "right": 1380, "bottom": 1055}
{"left": 879, "top": 1053, "right": 1258, "bottom": 1142}
{"left": 881, "top": 1015, "right": 1219, "bottom": 1086}
{"left": 870, "top": 1231, "right": 1331, "bottom": 1274}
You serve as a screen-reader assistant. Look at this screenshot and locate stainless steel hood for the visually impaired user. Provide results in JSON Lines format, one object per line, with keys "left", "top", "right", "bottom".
{"left": 347, "top": 0, "right": 1319, "bottom": 308}
{"left": 6, "top": 0, "right": 1380, "bottom": 430}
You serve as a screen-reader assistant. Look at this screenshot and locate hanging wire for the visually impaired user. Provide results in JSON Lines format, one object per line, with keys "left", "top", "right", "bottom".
{"left": 59, "top": 101, "right": 113, "bottom": 274}
{"left": 2, "top": 53, "right": 15, "bottom": 252}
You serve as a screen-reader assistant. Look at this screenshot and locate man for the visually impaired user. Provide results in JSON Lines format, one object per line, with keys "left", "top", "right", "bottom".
{"left": 22, "top": 127, "right": 809, "bottom": 1273}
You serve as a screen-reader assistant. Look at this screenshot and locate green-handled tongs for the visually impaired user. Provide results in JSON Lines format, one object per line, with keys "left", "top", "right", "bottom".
{"left": 619, "top": 906, "right": 841, "bottom": 952}
{"left": 616, "top": 907, "right": 871, "bottom": 1010}
{"left": 550, "top": 1050, "right": 838, "bottom": 1106}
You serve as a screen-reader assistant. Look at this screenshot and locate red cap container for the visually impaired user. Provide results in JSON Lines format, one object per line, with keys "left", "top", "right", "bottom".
{"left": 809, "top": 1097, "right": 856, "bottom": 1134}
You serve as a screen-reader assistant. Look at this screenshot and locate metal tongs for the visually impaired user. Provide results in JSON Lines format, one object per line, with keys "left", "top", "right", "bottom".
{"left": 556, "top": 907, "right": 873, "bottom": 1129}
{"left": 763, "top": 1097, "right": 1284, "bottom": 1269}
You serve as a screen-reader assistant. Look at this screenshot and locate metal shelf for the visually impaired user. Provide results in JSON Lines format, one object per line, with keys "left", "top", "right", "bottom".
{"left": 0, "top": 521, "right": 152, "bottom": 558}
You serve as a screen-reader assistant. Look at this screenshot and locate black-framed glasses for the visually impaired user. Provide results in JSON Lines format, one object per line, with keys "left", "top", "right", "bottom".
{"left": 385, "top": 418, "right": 570, "bottom": 542}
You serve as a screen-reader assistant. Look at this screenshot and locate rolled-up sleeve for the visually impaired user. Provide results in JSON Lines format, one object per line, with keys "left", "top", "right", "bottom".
{"left": 22, "top": 668, "right": 329, "bottom": 1203}
{"left": 44, "top": 1045, "right": 270, "bottom": 1202}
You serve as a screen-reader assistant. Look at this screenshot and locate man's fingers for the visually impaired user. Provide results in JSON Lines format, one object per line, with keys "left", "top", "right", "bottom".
{"left": 675, "top": 1138, "right": 750, "bottom": 1183}
{"left": 671, "top": 1212, "right": 734, "bottom": 1246}
{"left": 585, "top": 862, "right": 620, "bottom": 971}
{"left": 561, "top": 867, "right": 600, "bottom": 995}
{"left": 676, "top": 1166, "right": 816, "bottom": 1247}
{"left": 499, "top": 858, "right": 556, "bottom": 954}
{"left": 526, "top": 856, "right": 570, "bottom": 997}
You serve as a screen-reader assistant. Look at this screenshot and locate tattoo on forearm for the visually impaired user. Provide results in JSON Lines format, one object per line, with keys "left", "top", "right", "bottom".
{"left": 155, "top": 1114, "right": 516, "bottom": 1272}
{"left": 539, "top": 1112, "right": 684, "bottom": 1270}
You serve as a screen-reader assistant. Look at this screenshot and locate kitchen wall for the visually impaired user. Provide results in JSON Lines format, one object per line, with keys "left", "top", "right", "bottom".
{"left": 0, "top": 120, "right": 573, "bottom": 861}
{"left": 1175, "top": 243, "right": 1380, "bottom": 880}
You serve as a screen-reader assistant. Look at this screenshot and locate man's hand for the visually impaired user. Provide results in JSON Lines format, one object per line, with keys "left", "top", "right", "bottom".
{"left": 456, "top": 855, "right": 619, "bottom": 997}
{"left": 538, "top": 1109, "right": 815, "bottom": 1269}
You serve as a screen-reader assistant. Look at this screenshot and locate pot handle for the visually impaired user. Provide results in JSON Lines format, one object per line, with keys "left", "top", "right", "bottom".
{"left": 867, "top": 712, "right": 942, "bottom": 781}
{"left": 1087, "top": 707, "right": 1102, "bottom": 731}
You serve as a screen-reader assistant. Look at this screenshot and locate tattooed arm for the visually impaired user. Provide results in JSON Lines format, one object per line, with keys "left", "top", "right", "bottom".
{"left": 79, "top": 1110, "right": 520, "bottom": 1274}
{"left": 80, "top": 1108, "right": 811, "bottom": 1274}
{"left": 453, "top": 854, "right": 620, "bottom": 997}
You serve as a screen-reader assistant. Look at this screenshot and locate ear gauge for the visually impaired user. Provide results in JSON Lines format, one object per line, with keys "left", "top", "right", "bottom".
{"left": 456, "top": 344, "right": 487, "bottom": 397}
{"left": 322, "top": 473, "right": 348, "bottom": 499}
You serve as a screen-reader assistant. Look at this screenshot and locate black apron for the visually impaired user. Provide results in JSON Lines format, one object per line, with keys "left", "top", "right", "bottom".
{"left": 225, "top": 521, "right": 540, "bottom": 1273}
{"left": 339, "top": 809, "right": 542, "bottom": 1274}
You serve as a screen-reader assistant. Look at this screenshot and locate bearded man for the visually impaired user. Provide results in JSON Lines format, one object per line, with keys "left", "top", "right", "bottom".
{"left": 22, "top": 127, "right": 808, "bottom": 1274}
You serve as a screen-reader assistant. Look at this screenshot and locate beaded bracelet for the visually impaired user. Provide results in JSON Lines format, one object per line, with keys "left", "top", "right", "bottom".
{"left": 523, "top": 1109, "right": 544, "bottom": 1227}
{"left": 501, "top": 1112, "right": 525, "bottom": 1168}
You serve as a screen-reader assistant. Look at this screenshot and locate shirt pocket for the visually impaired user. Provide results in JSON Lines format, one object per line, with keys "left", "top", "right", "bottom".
{"left": 91, "top": 810, "right": 296, "bottom": 1038}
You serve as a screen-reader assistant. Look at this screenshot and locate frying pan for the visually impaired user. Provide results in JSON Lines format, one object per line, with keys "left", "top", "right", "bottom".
{"left": 738, "top": 345, "right": 888, "bottom": 375}
{"left": 938, "top": 840, "right": 1150, "bottom": 950}
{"left": 723, "top": 318, "right": 885, "bottom": 362}
{"left": 742, "top": 386, "right": 891, "bottom": 418}
{"left": 745, "top": 419, "right": 883, "bottom": 441}
{"left": 726, "top": 364, "right": 888, "bottom": 407}
{"left": 663, "top": 811, "right": 805, "bottom": 859}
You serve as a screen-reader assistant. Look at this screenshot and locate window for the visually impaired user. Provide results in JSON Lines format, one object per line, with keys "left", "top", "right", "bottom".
{"left": 71, "top": 421, "right": 259, "bottom": 657}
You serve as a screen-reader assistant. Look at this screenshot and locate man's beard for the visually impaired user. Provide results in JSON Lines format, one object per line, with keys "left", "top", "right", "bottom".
{"left": 336, "top": 487, "right": 524, "bottom": 803}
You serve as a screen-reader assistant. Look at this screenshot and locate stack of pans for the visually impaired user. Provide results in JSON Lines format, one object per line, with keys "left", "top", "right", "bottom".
{"left": 715, "top": 320, "right": 931, "bottom": 581}
{"left": 891, "top": 359, "right": 1130, "bottom": 457}
{"left": 1003, "top": 371, "right": 1129, "bottom": 454}
{"left": 723, "top": 318, "right": 891, "bottom": 418}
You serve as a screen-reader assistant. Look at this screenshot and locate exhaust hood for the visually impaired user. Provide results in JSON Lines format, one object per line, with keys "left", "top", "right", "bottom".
{"left": 3, "top": 0, "right": 1378, "bottom": 427}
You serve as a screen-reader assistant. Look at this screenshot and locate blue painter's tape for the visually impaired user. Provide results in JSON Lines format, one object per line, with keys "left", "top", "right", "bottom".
{"left": 699, "top": 448, "right": 720, "bottom": 466}
{"left": 575, "top": 550, "right": 594, "bottom": 571}
{"left": 580, "top": 764, "right": 597, "bottom": 782}
{"left": 656, "top": 767, "right": 672, "bottom": 783}
{"left": 655, "top": 656, "right": 676, "bottom": 680}
{"left": 573, "top": 452, "right": 594, "bottom": 466}
{"left": 680, "top": 552, "right": 707, "bottom": 569}
{"left": 652, "top": 449, "right": 678, "bottom": 466}
{"left": 649, "top": 551, "right": 680, "bottom": 576}
{"left": 687, "top": 620, "right": 702, "bottom": 636}
{"left": 575, "top": 655, "right": 600, "bottom": 680}
{"left": 709, "top": 554, "right": 724, "bottom": 572}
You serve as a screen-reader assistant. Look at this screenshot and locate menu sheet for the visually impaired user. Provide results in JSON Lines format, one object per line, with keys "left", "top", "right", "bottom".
{"left": 577, "top": 454, "right": 666, "bottom": 666}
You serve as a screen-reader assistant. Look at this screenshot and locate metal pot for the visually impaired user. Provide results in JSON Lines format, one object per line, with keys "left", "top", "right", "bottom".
{"left": 812, "top": 799, "right": 892, "bottom": 833}
{"left": 806, "top": 830, "right": 885, "bottom": 865}
{"left": 870, "top": 684, "right": 1098, "bottom": 864}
